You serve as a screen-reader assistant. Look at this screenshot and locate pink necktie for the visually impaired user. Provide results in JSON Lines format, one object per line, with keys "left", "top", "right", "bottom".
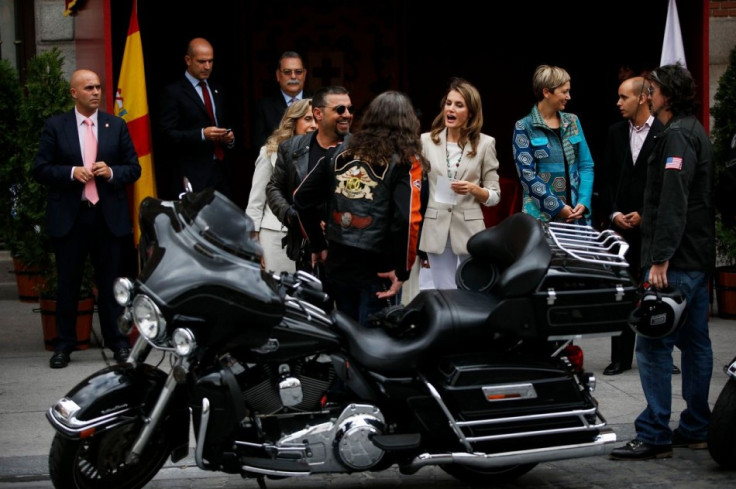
{"left": 83, "top": 118, "right": 99, "bottom": 204}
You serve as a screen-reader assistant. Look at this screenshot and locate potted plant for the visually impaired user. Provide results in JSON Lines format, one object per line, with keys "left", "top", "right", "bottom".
{"left": 2, "top": 49, "right": 73, "bottom": 301}
{"left": 38, "top": 255, "right": 96, "bottom": 352}
{"left": 0, "top": 60, "right": 43, "bottom": 300}
{"left": 711, "top": 44, "right": 736, "bottom": 318}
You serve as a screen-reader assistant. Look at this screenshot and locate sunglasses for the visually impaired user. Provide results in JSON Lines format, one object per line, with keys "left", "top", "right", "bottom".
{"left": 280, "top": 69, "right": 304, "bottom": 76}
{"left": 321, "top": 105, "right": 354, "bottom": 115}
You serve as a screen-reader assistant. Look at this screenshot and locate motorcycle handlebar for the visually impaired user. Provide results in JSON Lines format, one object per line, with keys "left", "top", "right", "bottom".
{"left": 274, "top": 270, "right": 331, "bottom": 305}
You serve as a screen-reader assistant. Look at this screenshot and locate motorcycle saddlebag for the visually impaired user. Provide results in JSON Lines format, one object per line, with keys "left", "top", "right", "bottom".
{"left": 435, "top": 353, "right": 599, "bottom": 449}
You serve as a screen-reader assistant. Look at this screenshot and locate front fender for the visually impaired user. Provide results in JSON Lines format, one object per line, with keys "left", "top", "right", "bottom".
{"left": 46, "top": 363, "right": 185, "bottom": 439}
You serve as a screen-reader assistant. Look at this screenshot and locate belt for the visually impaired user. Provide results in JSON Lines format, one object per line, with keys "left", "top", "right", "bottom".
{"left": 332, "top": 211, "right": 372, "bottom": 229}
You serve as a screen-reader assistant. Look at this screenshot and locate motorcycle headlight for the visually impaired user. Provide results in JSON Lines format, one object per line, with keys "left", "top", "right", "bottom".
{"left": 132, "top": 295, "right": 165, "bottom": 339}
{"left": 113, "top": 278, "right": 134, "bottom": 306}
{"left": 172, "top": 328, "right": 196, "bottom": 356}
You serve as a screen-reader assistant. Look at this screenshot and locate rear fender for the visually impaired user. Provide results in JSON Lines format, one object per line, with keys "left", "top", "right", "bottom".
{"left": 46, "top": 363, "right": 189, "bottom": 445}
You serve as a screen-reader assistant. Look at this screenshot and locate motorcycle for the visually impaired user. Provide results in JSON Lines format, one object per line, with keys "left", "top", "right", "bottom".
{"left": 708, "top": 356, "right": 736, "bottom": 468}
{"left": 46, "top": 188, "right": 638, "bottom": 489}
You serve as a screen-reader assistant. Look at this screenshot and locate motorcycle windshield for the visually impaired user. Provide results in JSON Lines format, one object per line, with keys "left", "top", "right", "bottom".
{"left": 138, "top": 189, "right": 284, "bottom": 338}
{"left": 181, "top": 188, "right": 264, "bottom": 262}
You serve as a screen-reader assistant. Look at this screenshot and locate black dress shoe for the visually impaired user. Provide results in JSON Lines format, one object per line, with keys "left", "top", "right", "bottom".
{"left": 603, "top": 362, "right": 631, "bottom": 376}
{"left": 113, "top": 347, "right": 130, "bottom": 364}
{"left": 50, "top": 351, "right": 70, "bottom": 369}
{"left": 610, "top": 439, "right": 672, "bottom": 460}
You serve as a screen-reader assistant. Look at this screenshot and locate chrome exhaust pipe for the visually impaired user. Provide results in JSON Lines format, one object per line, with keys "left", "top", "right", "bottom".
{"left": 401, "top": 429, "right": 617, "bottom": 473}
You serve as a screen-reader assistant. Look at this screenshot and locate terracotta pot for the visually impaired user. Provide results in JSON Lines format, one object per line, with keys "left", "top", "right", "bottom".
{"left": 39, "top": 296, "right": 95, "bottom": 351}
{"left": 11, "top": 258, "right": 46, "bottom": 303}
{"left": 715, "top": 266, "right": 736, "bottom": 319}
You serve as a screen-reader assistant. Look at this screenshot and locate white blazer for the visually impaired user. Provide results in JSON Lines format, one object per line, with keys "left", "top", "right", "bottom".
{"left": 418, "top": 131, "right": 501, "bottom": 255}
{"left": 245, "top": 146, "right": 286, "bottom": 232}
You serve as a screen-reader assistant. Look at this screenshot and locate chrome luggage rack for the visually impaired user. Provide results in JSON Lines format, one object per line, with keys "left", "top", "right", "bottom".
{"left": 545, "top": 222, "right": 629, "bottom": 268}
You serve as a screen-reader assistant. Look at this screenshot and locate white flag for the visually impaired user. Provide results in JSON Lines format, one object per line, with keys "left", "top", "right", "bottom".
{"left": 661, "top": 0, "right": 687, "bottom": 67}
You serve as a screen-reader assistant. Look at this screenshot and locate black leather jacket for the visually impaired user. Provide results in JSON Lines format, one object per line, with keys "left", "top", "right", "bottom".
{"left": 265, "top": 133, "right": 314, "bottom": 261}
{"left": 640, "top": 115, "right": 715, "bottom": 270}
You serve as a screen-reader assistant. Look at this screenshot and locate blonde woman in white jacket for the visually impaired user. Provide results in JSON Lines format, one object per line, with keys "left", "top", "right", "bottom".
{"left": 418, "top": 78, "right": 501, "bottom": 289}
{"left": 245, "top": 99, "right": 316, "bottom": 273}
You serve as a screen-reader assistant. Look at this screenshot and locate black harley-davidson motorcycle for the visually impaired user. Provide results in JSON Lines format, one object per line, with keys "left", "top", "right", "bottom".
{"left": 46, "top": 189, "right": 638, "bottom": 489}
{"left": 708, "top": 355, "right": 736, "bottom": 469}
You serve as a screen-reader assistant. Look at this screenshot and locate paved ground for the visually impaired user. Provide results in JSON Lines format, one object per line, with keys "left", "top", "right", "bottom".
{"left": 1, "top": 249, "right": 735, "bottom": 488}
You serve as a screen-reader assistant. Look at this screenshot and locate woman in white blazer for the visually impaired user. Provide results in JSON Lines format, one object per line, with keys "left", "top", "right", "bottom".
{"left": 418, "top": 78, "right": 501, "bottom": 289}
{"left": 245, "top": 99, "right": 317, "bottom": 273}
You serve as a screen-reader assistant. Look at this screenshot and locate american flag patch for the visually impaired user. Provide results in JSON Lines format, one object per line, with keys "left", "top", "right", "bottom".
{"left": 665, "top": 156, "right": 683, "bottom": 170}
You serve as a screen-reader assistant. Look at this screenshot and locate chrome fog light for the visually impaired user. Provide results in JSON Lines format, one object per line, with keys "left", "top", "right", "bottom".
{"left": 172, "top": 328, "right": 196, "bottom": 356}
{"left": 113, "top": 278, "right": 134, "bottom": 306}
{"left": 132, "top": 295, "right": 164, "bottom": 339}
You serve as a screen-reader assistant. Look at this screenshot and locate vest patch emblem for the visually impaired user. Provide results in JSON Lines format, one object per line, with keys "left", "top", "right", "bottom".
{"left": 335, "top": 165, "right": 378, "bottom": 200}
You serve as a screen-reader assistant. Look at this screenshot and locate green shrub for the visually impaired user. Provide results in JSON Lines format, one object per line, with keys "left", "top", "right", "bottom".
{"left": 712, "top": 45, "right": 736, "bottom": 267}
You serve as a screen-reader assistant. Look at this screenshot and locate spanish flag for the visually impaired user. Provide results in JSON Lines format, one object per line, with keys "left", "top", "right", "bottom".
{"left": 115, "top": 0, "right": 156, "bottom": 245}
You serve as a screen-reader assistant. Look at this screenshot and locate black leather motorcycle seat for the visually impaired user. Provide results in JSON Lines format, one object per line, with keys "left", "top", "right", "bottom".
{"left": 465, "top": 213, "right": 551, "bottom": 297}
{"left": 331, "top": 289, "right": 497, "bottom": 373}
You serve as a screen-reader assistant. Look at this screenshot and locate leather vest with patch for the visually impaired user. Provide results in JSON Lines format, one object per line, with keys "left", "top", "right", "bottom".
{"left": 326, "top": 151, "right": 396, "bottom": 251}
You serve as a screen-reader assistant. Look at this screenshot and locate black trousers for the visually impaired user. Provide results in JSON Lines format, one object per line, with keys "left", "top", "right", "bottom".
{"left": 51, "top": 203, "right": 130, "bottom": 353}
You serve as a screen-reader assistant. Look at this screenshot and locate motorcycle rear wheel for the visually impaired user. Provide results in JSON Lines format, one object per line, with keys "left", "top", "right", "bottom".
{"left": 49, "top": 421, "right": 171, "bottom": 489}
{"left": 708, "top": 378, "right": 736, "bottom": 469}
{"left": 441, "top": 462, "right": 537, "bottom": 485}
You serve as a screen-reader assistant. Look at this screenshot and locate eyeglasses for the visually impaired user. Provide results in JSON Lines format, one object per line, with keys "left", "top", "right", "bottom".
{"left": 320, "top": 105, "right": 354, "bottom": 115}
{"left": 647, "top": 86, "right": 655, "bottom": 96}
{"left": 280, "top": 69, "right": 304, "bottom": 76}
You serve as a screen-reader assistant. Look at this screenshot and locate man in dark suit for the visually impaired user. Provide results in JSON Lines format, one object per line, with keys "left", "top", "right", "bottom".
{"left": 33, "top": 69, "right": 141, "bottom": 369}
{"left": 251, "top": 51, "right": 310, "bottom": 151}
{"left": 600, "top": 76, "right": 663, "bottom": 376}
{"left": 158, "top": 37, "right": 235, "bottom": 198}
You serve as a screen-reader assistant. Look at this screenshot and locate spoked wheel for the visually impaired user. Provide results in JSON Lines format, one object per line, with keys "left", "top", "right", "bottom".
{"left": 708, "top": 378, "right": 736, "bottom": 469}
{"left": 49, "top": 421, "right": 171, "bottom": 489}
{"left": 441, "top": 462, "right": 537, "bottom": 486}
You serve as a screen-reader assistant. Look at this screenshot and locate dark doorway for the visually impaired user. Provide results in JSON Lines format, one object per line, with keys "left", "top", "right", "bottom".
{"left": 109, "top": 0, "right": 706, "bottom": 209}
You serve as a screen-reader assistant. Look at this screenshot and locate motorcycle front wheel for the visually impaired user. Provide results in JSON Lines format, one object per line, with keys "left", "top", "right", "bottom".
{"left": 708, "top": 378, "right": 736, "bottom": 469}
{"left": 441, "top": 462, "right": 537, "bottom": 485}
{"left": 49, "top": 421, "right": 171, "bottom": 489}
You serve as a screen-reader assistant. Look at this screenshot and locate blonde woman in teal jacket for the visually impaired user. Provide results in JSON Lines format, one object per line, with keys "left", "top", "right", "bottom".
{"left": 512, "top": 65, "right": 594, "bottom": 225}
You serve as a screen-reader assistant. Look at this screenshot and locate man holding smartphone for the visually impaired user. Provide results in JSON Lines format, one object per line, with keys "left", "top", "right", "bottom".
{"left": 158, "top": 37, "right": 235, "bottom": 199}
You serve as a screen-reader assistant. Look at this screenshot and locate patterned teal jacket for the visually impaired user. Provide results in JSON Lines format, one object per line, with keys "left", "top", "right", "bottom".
{"left": 512, "top": 105, "right": 594, "bottom": 224}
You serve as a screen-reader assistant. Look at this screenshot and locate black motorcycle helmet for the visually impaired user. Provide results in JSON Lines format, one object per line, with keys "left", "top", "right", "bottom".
{"left": 628, "top": 284, "right": 687, "bottom": 339}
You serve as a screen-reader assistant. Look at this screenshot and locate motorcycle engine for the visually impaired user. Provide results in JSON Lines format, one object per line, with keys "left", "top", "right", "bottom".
{"left": 232, "top": 354, "right": 335, "bottom": 414}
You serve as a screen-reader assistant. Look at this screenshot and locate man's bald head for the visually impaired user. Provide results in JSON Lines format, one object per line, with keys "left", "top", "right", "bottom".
{"left": 70, "top": 69, "right": 101, "bottom": 117}
{"left": 185, "top": 38, "right": 214, "bottom": 81}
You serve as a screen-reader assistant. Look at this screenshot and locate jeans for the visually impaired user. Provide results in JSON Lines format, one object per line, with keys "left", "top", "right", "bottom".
{"left": 634, "top": 268, "right": 713, "bottom": 445}
{"left": 327, "top": 276, "right": 396, "bottom": 327}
